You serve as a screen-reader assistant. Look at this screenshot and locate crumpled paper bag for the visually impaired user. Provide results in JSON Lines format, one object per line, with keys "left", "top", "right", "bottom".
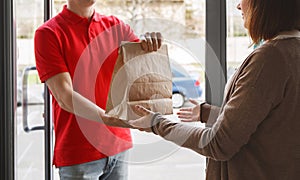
{"left": 105, "top": 42, "right": 173, "bottom": 120}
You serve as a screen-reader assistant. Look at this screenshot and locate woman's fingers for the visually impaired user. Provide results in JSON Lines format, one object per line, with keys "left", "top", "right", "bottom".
{"left": 180, "top": 119, "right": 194, "bottom": 122}
{"left": 189, "top": 99, "right": 199, "bottom": 105}
{"left": 177, "top": 110, "right": 192, "bottom": 115}
{"left": 134, "top": 105, "right": 150, "bottom": 116}
{"left": 178, "top": 107, "right": 192, "bottom": 112}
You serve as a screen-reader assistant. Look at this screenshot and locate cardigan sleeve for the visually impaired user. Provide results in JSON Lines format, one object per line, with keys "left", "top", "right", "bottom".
{"left": 201, "top": 103, "right": 221, "bottom": 126}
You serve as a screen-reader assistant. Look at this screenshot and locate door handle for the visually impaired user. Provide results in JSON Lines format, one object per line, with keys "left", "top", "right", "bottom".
{"left": 22, "top": 66, "right": 44, "bottom": 132}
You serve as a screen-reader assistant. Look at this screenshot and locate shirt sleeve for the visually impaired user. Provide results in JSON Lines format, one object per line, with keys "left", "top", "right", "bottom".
{"left": 110, "top": 15, "right": 139, "bottom": 43}
{"left": 154, "top": 44, "right": 290, "bottom": 161}
{"left": 122, "top": 22, "right": 139, "bottom": 42}
{"left": 34, "top": 27, "right": 69, "bottom": 83}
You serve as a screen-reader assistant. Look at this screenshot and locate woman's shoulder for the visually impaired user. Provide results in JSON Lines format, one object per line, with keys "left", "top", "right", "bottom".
{"left": 249, "top": 41, "right": 287, "bottom": 65}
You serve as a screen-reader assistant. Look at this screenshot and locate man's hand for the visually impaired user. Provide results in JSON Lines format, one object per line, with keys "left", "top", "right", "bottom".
{"left": 98, "top": 111, "right": 134, "bottom": 128}
{"left": 140, "top": 32, "right": 162, "bottom": 52}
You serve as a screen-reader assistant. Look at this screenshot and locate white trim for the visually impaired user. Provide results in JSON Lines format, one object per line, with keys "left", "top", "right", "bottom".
{"left": 273, "top": 30, "right": 300, "bottom": 40}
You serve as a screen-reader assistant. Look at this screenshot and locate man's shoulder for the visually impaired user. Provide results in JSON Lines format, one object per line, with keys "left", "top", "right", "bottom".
{"left": 36, "top": 14, "right": 64, "bottom": 32}
{"left": 94, "top": 12, "right": 124, "bottom": 25}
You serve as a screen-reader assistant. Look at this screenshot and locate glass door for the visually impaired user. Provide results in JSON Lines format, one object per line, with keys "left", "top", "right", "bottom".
{"left": 15, "top": 0, "right": 54, "bottom": 179}
{"left": 15, "top": 0, "right": 45, "bottom": 179}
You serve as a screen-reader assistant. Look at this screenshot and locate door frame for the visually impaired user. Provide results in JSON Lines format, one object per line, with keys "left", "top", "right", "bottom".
{"left": 206, "top": 0, "right": 227, "bottom": 106}
{"left": 44, "top": 1, "right": 54, "bottom": 179}
{"left": 0, "top": 0, "right": 16, "bottom": 179}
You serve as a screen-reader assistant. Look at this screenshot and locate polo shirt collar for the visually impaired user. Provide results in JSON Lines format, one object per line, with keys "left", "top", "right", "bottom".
{"left": 61, "top": 5, "right": 100, "bottom": 24}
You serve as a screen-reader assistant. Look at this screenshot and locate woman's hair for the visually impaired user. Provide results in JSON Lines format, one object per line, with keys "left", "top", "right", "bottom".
{"left": 246, "top": 0, "right": 300, "bottom": 44}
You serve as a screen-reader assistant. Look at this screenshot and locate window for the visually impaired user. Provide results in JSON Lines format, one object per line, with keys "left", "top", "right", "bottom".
{"left": 226, "top": 0, "right": 253, "bottom": 80}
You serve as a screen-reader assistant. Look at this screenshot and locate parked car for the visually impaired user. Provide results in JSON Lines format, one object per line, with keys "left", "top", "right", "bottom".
{"left": 171, "top": 64, "right": 203, "bottom": 108}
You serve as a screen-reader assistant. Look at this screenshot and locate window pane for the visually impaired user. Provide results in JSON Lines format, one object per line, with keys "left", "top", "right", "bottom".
{"left": 95, "top": 1, "right": 206, "bottom": 179}
{"left": 226, "top": 0, "right": 253, "bottom": 80}
{"left": 15, "top": 0, "right": 45, "bottom": 179}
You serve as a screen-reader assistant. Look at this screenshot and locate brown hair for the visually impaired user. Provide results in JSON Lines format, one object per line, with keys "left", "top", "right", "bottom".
{"left": 246, "top": 0, "right": 300, "bottom": 44}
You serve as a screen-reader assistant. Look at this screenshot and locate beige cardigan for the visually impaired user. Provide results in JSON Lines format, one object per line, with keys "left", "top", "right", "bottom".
{"left": 153, "top": 34, "right": 300, "bottom": 180}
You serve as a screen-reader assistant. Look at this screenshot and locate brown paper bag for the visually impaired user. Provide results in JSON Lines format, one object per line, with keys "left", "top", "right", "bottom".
{"left": 105, "top": 42, "right": 173, "bottom": 120}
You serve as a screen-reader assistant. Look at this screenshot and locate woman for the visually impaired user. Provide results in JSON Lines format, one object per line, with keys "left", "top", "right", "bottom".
{"left": 129, "top": 0, "right": 300, "bottom": 179}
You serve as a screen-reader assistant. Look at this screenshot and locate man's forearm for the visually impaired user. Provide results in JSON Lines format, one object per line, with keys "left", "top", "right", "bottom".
{"left": 58, "top": 90, "right": 131, "bottom": 128}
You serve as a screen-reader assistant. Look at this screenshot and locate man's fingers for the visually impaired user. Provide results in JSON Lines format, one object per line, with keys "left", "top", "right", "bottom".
{"left": 156, "top": 32, "right": 162, "bottom": 48}
{"left": 140, "top": 34, "right": 148, "bottom": 51}
{"left": 145, "top": 32, "right": 153, "bottom": 51}
{"left": 141, "top": 41, "right": 148, "bottom": 51}
{"left": 150, "top": 32, "right": 158, "bottom": 51}
{"left": 140, "top": 32, "right": 163, "bottom": 52}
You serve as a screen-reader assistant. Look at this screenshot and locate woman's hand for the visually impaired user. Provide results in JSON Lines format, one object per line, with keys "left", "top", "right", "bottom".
{"left": 128, "top": 105, "right": 157, "bottom": 132}
{"left": 177, "top": 99, "right": 200, "bottom": 122}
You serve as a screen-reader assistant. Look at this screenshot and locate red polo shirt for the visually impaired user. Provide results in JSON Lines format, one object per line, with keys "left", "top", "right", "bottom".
{"left": 34, "top": 6, "right": 138, "bottom": 167}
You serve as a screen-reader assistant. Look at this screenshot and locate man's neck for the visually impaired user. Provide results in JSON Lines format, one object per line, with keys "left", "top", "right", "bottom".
{"left": 67, "top": 1, "right": 95, "bottom": 19}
